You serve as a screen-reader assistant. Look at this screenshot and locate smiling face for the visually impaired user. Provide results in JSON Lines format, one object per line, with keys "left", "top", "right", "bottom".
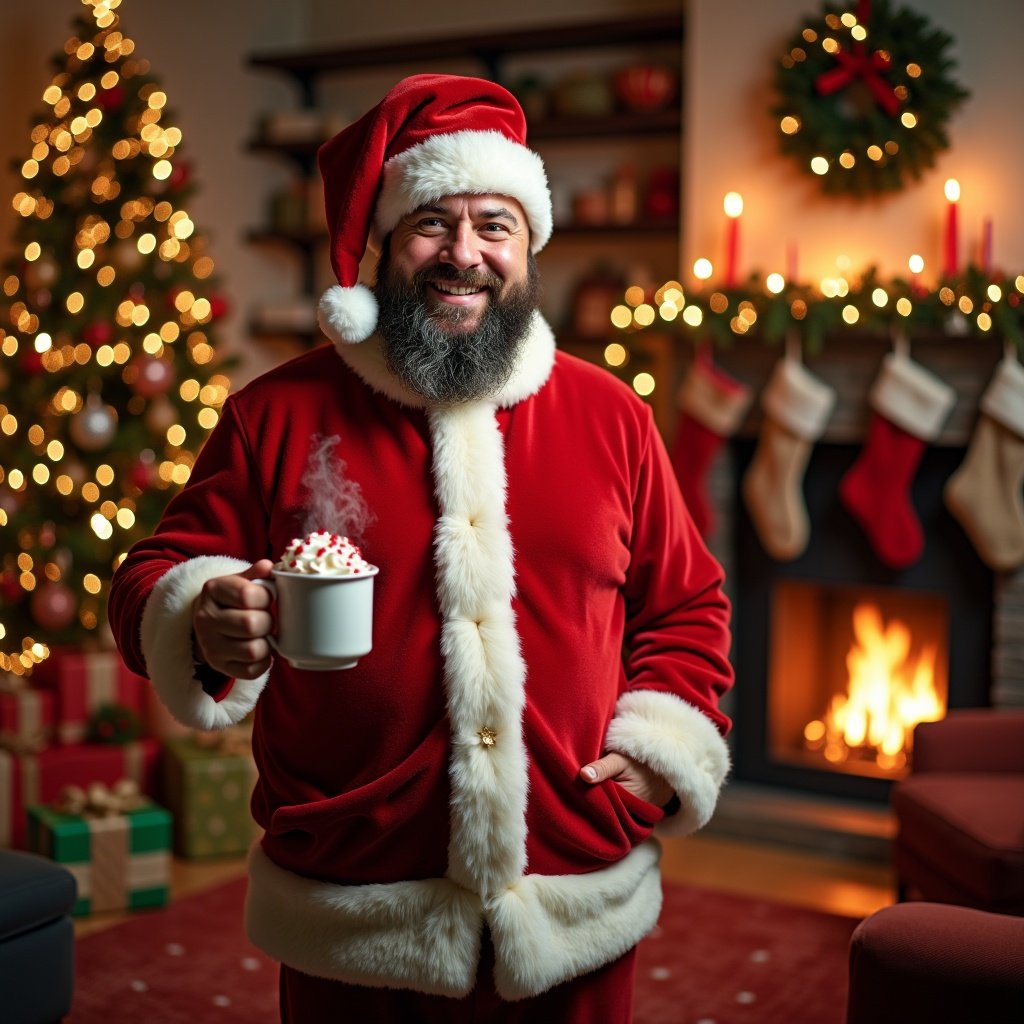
{"left": 386, "top": 194, "right": 531, "bottom": 333}
{"left": 373, "top": 193, "right": 541, "bottom": 404}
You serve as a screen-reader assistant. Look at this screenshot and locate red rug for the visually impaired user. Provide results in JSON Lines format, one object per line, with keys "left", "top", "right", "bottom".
{"left": 72, "top": 876, "right": 859, "bottom": 1022}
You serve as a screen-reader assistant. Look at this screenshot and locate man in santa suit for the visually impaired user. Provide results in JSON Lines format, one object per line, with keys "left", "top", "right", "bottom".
{"left": 109, "top": 75, "right": 734, "bottom": 1022}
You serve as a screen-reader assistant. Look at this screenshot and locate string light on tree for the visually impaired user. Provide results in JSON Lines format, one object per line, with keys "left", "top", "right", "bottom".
{"left": 0, "top": 0, "right": 231, "bottom": 675}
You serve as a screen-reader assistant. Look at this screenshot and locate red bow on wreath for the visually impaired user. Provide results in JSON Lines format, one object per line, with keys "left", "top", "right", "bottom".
{"left": 815, "top": 0, "right": 902, "bottom": 117}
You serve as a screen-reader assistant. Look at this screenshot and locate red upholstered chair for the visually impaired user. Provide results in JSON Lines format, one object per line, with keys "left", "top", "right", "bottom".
{"left": 891, "top": 709, "right": 1024, "bottom": 915}
{"left": 846, "top": 902, "right": 1024, "bottom": 1024}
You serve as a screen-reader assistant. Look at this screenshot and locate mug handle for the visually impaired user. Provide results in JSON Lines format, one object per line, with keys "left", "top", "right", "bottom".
{"left": 252, "top": 577, "right": 280, "bottom": 654}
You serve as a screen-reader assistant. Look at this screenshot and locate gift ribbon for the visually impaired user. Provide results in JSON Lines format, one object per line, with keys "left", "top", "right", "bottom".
{"left": 52, "top": 778, "right": 145, "bottom": 817}
{"left": 0, "top": 728, "right": 49, "bottom": 754}
{"left": 192, "top": 724, "right": 253, "bottom": 757}
{"left": 814, "top": 0, "right": 902, "bottom": 118}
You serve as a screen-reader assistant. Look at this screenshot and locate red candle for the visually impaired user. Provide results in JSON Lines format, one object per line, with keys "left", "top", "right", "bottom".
{"left": 943, "top": 178, "right": 960, "bottom": 278}
{"left": 786, "top": 242, "right": 799, "bottom": 284}
{"left": 981, "top": 217, "right": 993, "bottom": 273}
{"left": 723, "top": 192, "right": 743, "bottom": 287}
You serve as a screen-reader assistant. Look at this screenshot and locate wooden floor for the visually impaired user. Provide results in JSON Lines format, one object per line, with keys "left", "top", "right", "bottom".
{"left": 74, "top": 832, "right": 893, "bottom": 939}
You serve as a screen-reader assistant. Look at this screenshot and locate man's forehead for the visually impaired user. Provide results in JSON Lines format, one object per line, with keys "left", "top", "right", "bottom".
{"left": 413, "top": 194, "right": 525, "bottom": 220}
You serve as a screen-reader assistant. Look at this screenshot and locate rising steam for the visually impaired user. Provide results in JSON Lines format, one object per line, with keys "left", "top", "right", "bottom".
{"left": 299, "top": 435, "right": 374, "bottom": 543}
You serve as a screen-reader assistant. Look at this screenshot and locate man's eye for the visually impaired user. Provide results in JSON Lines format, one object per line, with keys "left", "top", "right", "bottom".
{"left": 482, "top": 223, "right": 508, "bottom": 233}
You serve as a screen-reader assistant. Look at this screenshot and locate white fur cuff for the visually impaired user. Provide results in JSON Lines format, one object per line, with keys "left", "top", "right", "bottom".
{"left": 605, "top": 690, "right": 730, "bottom": 837}
{"left": 139, "top": 556, "right": 269, "bottom": 729}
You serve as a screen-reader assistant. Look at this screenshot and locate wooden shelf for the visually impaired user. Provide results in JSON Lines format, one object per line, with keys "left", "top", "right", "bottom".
{"left": 248, "top": 12, "right": 683, "bottom": 92}
{"left": 246, "top": 226, "right": 325, "bottom": 251}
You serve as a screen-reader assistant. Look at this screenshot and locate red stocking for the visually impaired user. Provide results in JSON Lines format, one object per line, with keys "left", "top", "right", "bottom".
{"left": 839, "top": 352, "right": 955, "bottom": 570}
{"left": 671, "top": 355, "right": 751, "bottom": 538}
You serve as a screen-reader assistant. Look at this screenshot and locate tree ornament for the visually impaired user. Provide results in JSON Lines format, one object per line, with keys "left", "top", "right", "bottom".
{"left": 772, "top": 0, "right": 969, "bottom": 196}
{"left": 126, "top": 354, "right": 175, "bottom": 398}
{"left": 144, "top": 394, "right": 178, "bottom": 433}
{"left": 69, "top": 393, "right": 118, "bottom": 451}
{"left": 112, "top": 238, "right": 144, "bottom": 273}
{"left": 840, "top": 348, "right": 956, "bottom": 569}
{"left": 209, "top": 293, "right": 230, "bottom": 320}
{"left": 97, "top": 84, "right": 125, "bottom": 111}
{"left": 169, "top": 160, "right": 192, "bottom": 191}
{"left": 82, "top": 320, "right": 114, "bottom": 348}
{"left": 29, "top": 582, "right": 78, "bottom": 631}
{"left": 19, "top": 349, "right": 45, "bottom": 375}
{"left": 24, "top": 255, "right": 58, "bottom": 290}
{"left": 742, "top": 355, "right": 836, "bottom": 561}
{"left": 945, "top": 355, "right": 1024, "bottom": 571}
{"left": 129, "top": 450, "right": 157, "bottom": 491}
{"left": 0, "top": 569, "right": 23, "bottom": 605}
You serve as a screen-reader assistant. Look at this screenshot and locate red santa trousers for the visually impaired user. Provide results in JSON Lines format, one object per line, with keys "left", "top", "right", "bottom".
{"left": 279, "top": 931, "right": 637, "bottom": 1023}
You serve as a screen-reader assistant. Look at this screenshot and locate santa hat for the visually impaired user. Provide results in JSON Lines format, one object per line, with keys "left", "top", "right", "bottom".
{"left": 316, "top": 74, "right": 553, "bottom": 346}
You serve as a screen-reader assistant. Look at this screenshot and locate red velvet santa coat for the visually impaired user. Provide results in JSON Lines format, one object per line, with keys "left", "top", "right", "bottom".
{"left": 109, "top": 314, "right": 733, "bottom": 1000}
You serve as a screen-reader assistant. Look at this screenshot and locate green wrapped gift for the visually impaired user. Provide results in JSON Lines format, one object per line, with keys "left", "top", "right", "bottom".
{"left": 162, "top": 732, "right": 258, "bottom": 859}
{"left": 27, "top": 800, "right": 171, "bottom": 916}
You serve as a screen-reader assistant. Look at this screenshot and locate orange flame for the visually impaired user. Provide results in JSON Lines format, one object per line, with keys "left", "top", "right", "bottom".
{"left": 804, "top": 602, "right": 944, "bottom": 772}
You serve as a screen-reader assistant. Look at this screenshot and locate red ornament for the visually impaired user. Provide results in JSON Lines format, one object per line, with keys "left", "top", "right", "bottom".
{"left": 29, "top": 582, "right": 78, "bottom": 631}
{"left": 209, "top": 293, "right": 229, "bottom": 320}
{"left": 97, "top": 85, "right": 125, "bottom": 111}
{"left": 82, "top": 320, "right": 114, "bottom": 348}
{"left": 1010, "top": 293, "right": 1021, "bottom": 308}
{"left": 129, "top": 457, "right": 156, "bottom": 491}
{"left": 168, "top": 161, "right": 192, "bottom": 191}
{"left": 613, "top": 65, "right": 679, "bottom": 112}
{"left": 126, "top": 355, "right": 176, "bottom": 398}
{"left": 20, "top": 349, "right": 45, "bottom": 375}
{"left": 0, "top": 570, "right": 23, "bottom": 605}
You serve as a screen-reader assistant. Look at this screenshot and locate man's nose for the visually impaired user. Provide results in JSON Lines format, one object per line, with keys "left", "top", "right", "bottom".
{"left": 440, "top": 222, "right": 480, "bottom": 269}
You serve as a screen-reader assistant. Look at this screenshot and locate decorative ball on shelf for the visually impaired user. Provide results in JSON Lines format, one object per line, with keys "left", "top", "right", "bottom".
{"left": 771, "top": 1, "right": 969, "bottom": 196}
{"left": 613, "top": 65, "right": 678, "bottom": 113}
{"left": 69, "top": 393, "right": 118, "bottom": 451}
{"left": 126, "top": 354, "right": 175, "bottom": 398}
{"left": 29, "top": 582, "right": 78, "bottom": 631}
{"left": 82, "top": 319, "right": 114, "bottom": 348}
{"left": 144, "top": 394, "right": 178, "bottom": 434}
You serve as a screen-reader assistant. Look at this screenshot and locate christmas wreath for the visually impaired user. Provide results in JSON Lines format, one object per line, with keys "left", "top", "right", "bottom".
{"left": 771, "top": 0, "right": 969, "bottom": 197}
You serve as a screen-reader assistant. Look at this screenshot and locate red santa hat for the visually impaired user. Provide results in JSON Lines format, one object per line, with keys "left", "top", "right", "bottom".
{"left": 316, "top": 74, "right": 553, "bottom": 346}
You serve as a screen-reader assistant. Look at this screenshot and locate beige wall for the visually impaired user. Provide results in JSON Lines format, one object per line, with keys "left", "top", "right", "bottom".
{"left": 684, "top": 0, "right": 1024, "bottom": 288}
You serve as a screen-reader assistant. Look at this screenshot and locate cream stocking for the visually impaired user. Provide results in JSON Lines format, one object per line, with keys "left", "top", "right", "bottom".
{"left": 742, "top": 357, "right": 835, "bottom": 561}
{"left": 945, "top": 355, "right": 1024, "bottom": 571}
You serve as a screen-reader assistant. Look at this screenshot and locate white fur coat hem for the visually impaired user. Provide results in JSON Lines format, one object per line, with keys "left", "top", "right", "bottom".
{"left": 244, "top": 838, "right": 662, "bottom": 1000}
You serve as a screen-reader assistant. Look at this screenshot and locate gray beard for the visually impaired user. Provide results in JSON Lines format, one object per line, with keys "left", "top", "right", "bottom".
{"left": 374, "top": 251, "right": 541, "bottom": 404}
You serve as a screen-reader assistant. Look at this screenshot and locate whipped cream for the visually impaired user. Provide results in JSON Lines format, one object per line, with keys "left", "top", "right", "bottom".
{"left": 275, "top": 531, "right": 372, "bottom": 575}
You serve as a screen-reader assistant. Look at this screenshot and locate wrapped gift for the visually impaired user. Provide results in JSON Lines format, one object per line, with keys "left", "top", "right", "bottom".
{"left": 0, "top": 738, "right": 159, "bottom": 850}
{"left": 0, "top": 686, "right": 54, "bottom": 752}
{"left": 33, "top": 648, "right": 148, "bottom": 745}
{"left": 28, "top": 788, "right": 171, "bottom": 916}
{"left": 162, "top": 729, "right": 259, "bottom": 858}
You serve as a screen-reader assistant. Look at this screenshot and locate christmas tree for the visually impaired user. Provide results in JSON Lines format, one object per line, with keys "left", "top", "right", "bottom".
{"left": 0, "top": 0, "right": 231, "bottom": 677}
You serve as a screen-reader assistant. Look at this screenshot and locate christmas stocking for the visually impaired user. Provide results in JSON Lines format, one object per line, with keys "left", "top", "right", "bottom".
{"left": 742, "top": 357, "right": 836, "bottom": 561}
{"left": 671, "top": 356, "right": 752, "bottom": 538}
{"left": 945, "top": 355, "right": 1024, "bottom": 571}
{"left": 839, "top": 351, "right": 956, "bottom": 570}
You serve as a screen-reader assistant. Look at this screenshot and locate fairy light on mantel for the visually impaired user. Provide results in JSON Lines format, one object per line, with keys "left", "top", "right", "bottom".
{"left": 0, "top": 0, "right": 229, "bottom": 674}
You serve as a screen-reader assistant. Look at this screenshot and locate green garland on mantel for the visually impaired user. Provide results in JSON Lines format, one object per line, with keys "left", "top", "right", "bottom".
{"left": 617, "top": 265, "right": 1024, "bottom": 355}
{"left": 771, "top": 0, "right": 969, "bottom": 196}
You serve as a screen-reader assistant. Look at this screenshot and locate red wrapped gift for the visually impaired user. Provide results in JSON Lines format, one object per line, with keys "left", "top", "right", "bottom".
{"left": 0, "top": 738, "right": 159, "bottom": 849}
{"left": 33, "top": 649, "right": 148, "bottom": 746}
{"left": 0, "top": 686, "right": 54, "bottom": 753}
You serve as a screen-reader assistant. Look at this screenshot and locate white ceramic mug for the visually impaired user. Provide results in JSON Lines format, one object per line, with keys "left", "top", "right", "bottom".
{"left": 255, "top": 566, "right": 378, "bottom": 670}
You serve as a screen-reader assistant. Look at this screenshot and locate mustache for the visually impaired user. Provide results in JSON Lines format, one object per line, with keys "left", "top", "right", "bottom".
{"left": 413, "top": 265, "right": 503, "bottom": 291}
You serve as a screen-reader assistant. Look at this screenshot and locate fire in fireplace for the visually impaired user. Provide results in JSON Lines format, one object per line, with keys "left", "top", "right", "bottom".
{"left": 768, "top": 581, "right": 948, "bottom": 781}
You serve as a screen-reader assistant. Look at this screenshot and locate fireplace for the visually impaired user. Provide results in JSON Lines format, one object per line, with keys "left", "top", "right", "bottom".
{"left": 702, "top": 334, "right": 1019, "bottom": 807}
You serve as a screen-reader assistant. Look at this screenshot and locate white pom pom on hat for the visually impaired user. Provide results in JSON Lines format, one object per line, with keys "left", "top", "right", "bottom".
{"left": 315, "top": 74, "right": 552, "bottom": 346}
